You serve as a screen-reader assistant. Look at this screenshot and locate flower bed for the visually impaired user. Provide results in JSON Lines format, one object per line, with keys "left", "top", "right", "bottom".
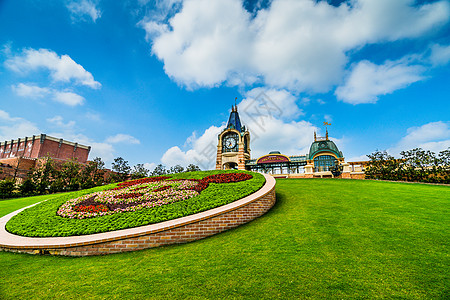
{"left": 57, "top": 173, "right": 253, "bottom": 219}
{"left": 6, "top": 170, "right": 265, "bottom": 237}
{"left": 58, "top": 180, "right": 199, "bottom": 219}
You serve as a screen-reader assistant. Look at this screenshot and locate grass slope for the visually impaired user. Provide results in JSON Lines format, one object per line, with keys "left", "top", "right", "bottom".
{"left": 0, "top": 179, "right": 449, "bottom": 299}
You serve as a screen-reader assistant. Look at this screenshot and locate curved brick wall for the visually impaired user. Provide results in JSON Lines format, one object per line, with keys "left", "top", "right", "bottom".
{"left": 0, "top": 174, "right": 276, "bottom": 256}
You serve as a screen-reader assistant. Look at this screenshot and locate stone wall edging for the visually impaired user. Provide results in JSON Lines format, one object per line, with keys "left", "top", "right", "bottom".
{"left": 0, "top": 174, "right": 276, "bottom": 256}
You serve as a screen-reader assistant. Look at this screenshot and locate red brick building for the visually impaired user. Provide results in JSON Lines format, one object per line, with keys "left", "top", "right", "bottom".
{"left": 0, "top": 134, "right": 91, "bottom": 182}
{"left": 0, "top": 134, "right": 90, "bottom": 162}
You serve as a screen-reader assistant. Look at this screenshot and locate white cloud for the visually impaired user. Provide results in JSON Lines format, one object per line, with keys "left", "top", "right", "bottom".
{"left": 50, "top": 130, "right": 117, "bottom": 162}
{"left": 0, "top": 110, "right": 40, "bottom": 141}
{"left": 85, "top": 111, "right": 102, "bottom": 122}
{"left": 11, "top": 83, "right": 50, "bottom": 98}
{"left": 47, "top": 115, "right": 76, "bottom": 130}
{"left": 148, "top": 0, "right": 254, "bottom": 89}
{"left": 143, "top": 0, "right": 449, "bottom": 92}
{"left": 346, "top": 154, "right": 371, "bottom": 162}
{"left": 46, "top": 129, "right": 117, "bottom": 163}
{"left": 67, "top": 0, "right": 102, "bottom": 22}
{"left": 429, "top": 43, "right": 450, "bottom": 66}
{"left": 161, "top": 89, "right": 319, "bottom": 169}
{"left": 143, "top": 162, "right": 156, "bottom": 171}
{"left": 53, "top": 91, "right": 85, "bottom": 106}
{"left": 390, "top": 121, "right": 450, "bottom": 155}
{"left": 237, "top": 87, "right": 317, "bottom": 157}
{"left": 46, "top": 116, "right": 136, "bottom": 163}
{"left": 400, "top": 121, "right": 450, "bottom": 145}
{"left": 246, "top": 117, "right": 317, "bottom": 158}
{"left": 88, "top": 142, "right": 116, "bottom": 162}
{"left": 161, "top": 125, "right": 223, "bottom": 169}
{"left": 105, "top": 134, "right": 141, "bottom": 144}
{"left": 141, "top": 21, "right": 170, "bottom": 40}
{"left": 324, "top": 115, "right": 333, "bottom": 123}
{"left": 335, "top": 57, "right": 426, "bottom": 104}
{"left": 0, "top": 111, "right": 138, "bottom": 164}
{"left": 240, "top": 87, "right": 303, "bottom": 119}
{"left": 5, "top": 48, "right": 101, "bottom": 89}
{"left": 12, "top": 83, "right": 85, "bottom": 106}
{"left": 161, "top": 116, "right": 319, "bottom": 170}
{"left": 0, "top": 110, "right": 19, "bottom": 122}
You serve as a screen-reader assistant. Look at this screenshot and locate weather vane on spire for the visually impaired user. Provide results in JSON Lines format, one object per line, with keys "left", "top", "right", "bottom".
{"left": 323, "top": 122, "right": 331, "bottom": 140}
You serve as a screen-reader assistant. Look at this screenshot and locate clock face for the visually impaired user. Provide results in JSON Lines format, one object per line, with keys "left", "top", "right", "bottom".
{"left": 225, "top": 137, "right": 237, "bottom": 149}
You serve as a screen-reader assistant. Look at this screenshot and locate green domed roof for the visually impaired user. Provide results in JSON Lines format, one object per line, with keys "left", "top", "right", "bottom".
{"left": 308, "top": 139, "right": 343, "bottom": 160}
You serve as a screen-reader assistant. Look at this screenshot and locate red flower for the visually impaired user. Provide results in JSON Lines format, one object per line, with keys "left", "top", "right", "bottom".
{"left": 113, "top": 176, "right": 171, "bottom": 190}
{"left": 186, "top": 173, "right": 253, "bottom": 193}
{"left": 74, "top": 204, "right": 109, "bottom": 213}
{"left": 113, "top": 193, "right": 143, "bottom": 199}
{"left": 152, "top": 186, "right": 171, "bottom": 193}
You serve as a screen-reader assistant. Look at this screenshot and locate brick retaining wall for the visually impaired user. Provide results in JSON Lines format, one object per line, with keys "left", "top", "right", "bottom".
{"left": 0, "top": 174, "right": 276, "bottom": 256}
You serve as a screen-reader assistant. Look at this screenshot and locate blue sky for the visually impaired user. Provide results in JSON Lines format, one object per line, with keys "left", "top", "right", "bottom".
{"left": 1, "top": 0, "right": 449, "bottom": 170}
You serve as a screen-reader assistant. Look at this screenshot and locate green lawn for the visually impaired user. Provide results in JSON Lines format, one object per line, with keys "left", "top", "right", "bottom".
{"left": 1, "top": 179, "right": 449, "bottom": 299}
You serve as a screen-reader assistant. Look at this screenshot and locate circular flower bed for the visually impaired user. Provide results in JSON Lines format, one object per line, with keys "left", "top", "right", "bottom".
{"left": 57, "top": 173, "right": 253, "bottom": 219}
{"left": 6, "top": 170, "right": 264, "bottom": 237}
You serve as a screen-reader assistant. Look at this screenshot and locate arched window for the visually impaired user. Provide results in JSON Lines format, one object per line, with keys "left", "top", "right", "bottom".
{"left": 244, "top": 136, "right": 249, "bottom": 154}
{"left": 314, "top": 155, "right": 336, "bottom": 172}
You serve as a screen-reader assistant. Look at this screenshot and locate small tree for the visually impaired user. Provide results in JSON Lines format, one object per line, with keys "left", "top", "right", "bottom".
{"left": 437, "top": 148, "right": 450, "bottom": 184}
{"left": 13, "top": 155, "right": 25, "bottom": 181}
{"left": 169, "top": 165, "right": 184, "bottom": 174}
{"left": 111, "top": 157, "right": 131, "bottom": 182}
{"left": 185, "top": 164, "right": 201, "bottom": 172}
{"left": 59, "top": 159, "right": 81, "bottom": 191}
{"left": 400, "top": 148, "right": 435, "bottom": 182}
{"left": 19, "top": 179, "right": 36, "bottom": 196}
{"left": 330, "top": 160, "right": 343, "bottom": 177}
{"left": 92, "top": 157, "right": 106, "bottom": 185}
{"left": 80, "top": 161, "right": 95, "bottom": 189}
{"left": 49, "top": 178, "right": 65, "bottom": 193}
{"left": 80, "top": 157, "right": 106, "bottom": 189}
{"left": 0, "top": 179, "right": 15, "bottom": 199}
{"left": 131, "top": 164, "right": 150, "bottom": 179}
{"left": 365, "top": 150, "right": 401, "bottom": 181}
{"left": 151, "top": 164, "right": 167, "bottom": 176}
{"left": 31, "top": 157, "right": 57, "bottom": 194}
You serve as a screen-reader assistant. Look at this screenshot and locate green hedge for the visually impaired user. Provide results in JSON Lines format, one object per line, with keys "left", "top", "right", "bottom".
{"left": 6, "top": 170, "right": 265, "bottom": 237}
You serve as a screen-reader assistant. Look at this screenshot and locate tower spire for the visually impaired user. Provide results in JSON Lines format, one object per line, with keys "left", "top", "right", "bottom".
{"left": 227, "top": 99, "right": 242, "bottom": 132}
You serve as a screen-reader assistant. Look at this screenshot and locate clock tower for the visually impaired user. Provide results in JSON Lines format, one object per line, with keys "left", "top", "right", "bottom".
{"left": 216, "top": 105, "right": 250, "bottom": 170}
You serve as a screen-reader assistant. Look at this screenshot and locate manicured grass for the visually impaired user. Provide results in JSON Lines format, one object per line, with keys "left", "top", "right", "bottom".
{"left": 1, "top": 179, "right": 448, "bottom": 299}
{"left": 0, "top": 193, "right": 74, "bottom": 217}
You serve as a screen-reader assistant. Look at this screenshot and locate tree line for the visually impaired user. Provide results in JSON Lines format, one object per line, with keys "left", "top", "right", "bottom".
{"left": 0, "top": 156, "right": 201, "bottom": 199}
{"left": 365, "top": 147, "right": 450, "bottom": 184}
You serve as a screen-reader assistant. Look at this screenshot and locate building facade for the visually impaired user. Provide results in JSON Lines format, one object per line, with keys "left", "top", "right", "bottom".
{"left": 216, "top": 105, "right": 251, "bottom": 170}
{"left": 0, "top": 134, "right": 91, "bottom": 182}
{"left": 216, "top": 105, "right": 365, "bottom": 179}
{"left": 0, "top": 134, "right": 90, "bottom": 162}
